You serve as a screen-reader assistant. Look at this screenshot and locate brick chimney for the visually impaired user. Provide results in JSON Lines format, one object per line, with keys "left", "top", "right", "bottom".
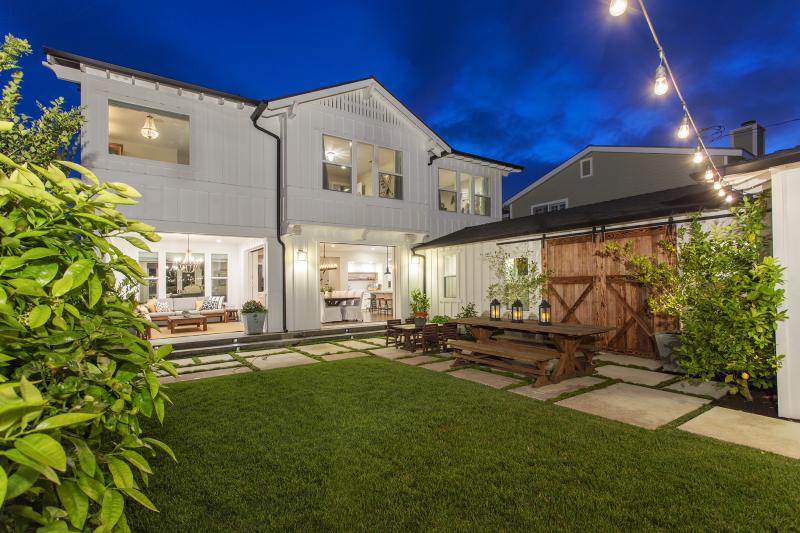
{"left": 730, "top": 120, "right": 765, "bottom": 157}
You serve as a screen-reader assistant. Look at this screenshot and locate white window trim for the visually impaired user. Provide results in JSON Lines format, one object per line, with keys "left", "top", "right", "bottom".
{"left": 530, "top": 198, "right": 569, "bottom": 215}
{"left": 580, "top": 157, "right": 593, "bottom": 178}
{"left": 442, "top": 253, "right": 459, "bottom": 300}
{"left": 210, "top": 253, "right": 229, "bottom": 299}
{"left": 473, "top": 175, "right": 491, "bottom": 217}
{"left": 377, "top": 145, "right": 403, "bottom": 200}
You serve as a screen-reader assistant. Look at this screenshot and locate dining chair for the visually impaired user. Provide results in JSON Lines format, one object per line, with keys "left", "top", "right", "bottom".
{"left": 385, "top": 319, "right": 402, "bottom": 347}
{"left": 421, "top": 324, "right": 441, "bottom": 353}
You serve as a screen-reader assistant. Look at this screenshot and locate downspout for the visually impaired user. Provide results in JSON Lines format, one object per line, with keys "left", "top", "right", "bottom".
{"left": 250, "top": 102, "right": 288, "bottom": 332}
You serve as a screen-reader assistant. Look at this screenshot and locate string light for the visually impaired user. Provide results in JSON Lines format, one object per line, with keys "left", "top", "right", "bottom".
{"left": 704, "top": 167, "right": 714, "bottom": 181}
{"left": 694, "top": 147, "right": 705, "bottom": 164}
{"left": 725, "top": 193, "right": 734, "bottom": 203}
{"left": 713, "top": 181, "right": 722, "bottom": 190}
{"left": 609, "top": 0, "right": 628, "bottom": 16}
{"left": 676, "top": 115, "right": 691, "bottom": 140}
{"left": 609, "top": 0, "right": 742, "bottom": 202}
{"left": 654, "top": 61, "right": 669, "bottom": 96}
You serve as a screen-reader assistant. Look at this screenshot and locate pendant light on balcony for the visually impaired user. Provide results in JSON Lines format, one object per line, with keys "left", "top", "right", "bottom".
{"left": 140, "top": 114, "right": 159, "bottom": 140}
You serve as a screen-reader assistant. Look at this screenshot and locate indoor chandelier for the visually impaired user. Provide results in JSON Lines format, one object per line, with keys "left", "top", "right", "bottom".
{"left": 171, "top": 235, "right": 203, "bottom": 273}
{"left": 140, "top": 114, "right": 159, "bottom": 140}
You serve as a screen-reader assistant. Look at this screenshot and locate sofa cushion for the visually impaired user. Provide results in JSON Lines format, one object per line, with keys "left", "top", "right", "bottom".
{"left": 172, "top": 298, "right": 197, "bottom": 312}
{"left": 155, "top": 300, "right": 171, "bottom": 312}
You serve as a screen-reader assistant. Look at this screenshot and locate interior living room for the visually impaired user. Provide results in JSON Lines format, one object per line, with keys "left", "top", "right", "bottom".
{"left": 115, "top": 233, "right": 268, "bottom": 340}
{"left": 319, "top": 242, "right": 396, "bottom": 327}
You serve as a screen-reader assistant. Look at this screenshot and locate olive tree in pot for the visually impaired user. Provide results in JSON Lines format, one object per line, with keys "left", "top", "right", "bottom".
{"left": 410, "top": 289, "right": 430, "bottom": 328}
{"left": 242, "top": 300, "right": 267, "bottom": 334}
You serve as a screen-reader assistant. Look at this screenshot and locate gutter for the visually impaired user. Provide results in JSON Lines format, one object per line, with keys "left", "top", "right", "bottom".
{"left": 250, "top": 102, "right": 288, "bottom": 333}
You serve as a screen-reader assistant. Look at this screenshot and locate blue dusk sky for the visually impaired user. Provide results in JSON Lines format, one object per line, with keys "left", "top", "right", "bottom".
{"left": 4, "top": 0, "right": 800, "bottom": 200}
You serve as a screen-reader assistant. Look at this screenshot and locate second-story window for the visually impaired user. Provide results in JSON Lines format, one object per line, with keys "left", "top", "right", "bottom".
{"left": 378, "top": 147, "right": 402, "bottom": 199}
{"left": 438, "top": 169, "right": 456, "bottom": 212}
{"left": 108, "top": 101, "right": 190, "bottom": 165}
{"left": 323, "top": 135, "right": 352, "bottom": 193}
{"left": 356, "top": 142, "right": 375, "bottom": 196}
{"left": 474, "top": 176, "right": 491, "bottom": 216}
{"left": 460, "top": 173, "right": 472, "bottom": 214}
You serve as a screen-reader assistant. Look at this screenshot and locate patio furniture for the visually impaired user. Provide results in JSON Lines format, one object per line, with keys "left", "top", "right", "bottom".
{"left": 321, "top": 294, "right": 344, "bottom": 323}
{"left": 146, "top": 297, "right": 229, "bottom": 324}
{"left": 420, "top": 324, "right": 441, "bottom": 353}
{"left": 392, "top": 323, "right": 443, "bottom": 352}
{"left": 226, "top": 308, "right": 240, "bottom": 321}
{"left": 385, "top": 319, "right": 402, "bottom": 347}
{"left": 167, "top": 314, "right": 208, "bottom": 334}
{"left": 439, "top": 324, "right": 458, "bottom": 351}
{"left": 450, "top": 318, "right": 615, "bottom": 384}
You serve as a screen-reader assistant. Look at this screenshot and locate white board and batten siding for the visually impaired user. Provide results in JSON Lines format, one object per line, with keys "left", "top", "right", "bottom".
{"left": 75, "top": 71, "right": 277, "bottom": 239}
{"left": 282, "top": 91, "right": 504, "bottom": 240}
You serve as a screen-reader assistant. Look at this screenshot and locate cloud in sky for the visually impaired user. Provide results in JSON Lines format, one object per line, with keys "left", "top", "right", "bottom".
{"left": 6, "top": 0, "right": 800, "bottom": 200}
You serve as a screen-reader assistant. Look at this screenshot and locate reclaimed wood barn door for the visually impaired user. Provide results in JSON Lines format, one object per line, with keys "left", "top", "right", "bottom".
{"left": 542, "top": 226, "right": 676, "bottom": 359}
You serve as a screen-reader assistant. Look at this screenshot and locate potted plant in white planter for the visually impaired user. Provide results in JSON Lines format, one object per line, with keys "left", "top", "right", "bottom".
{"left": 241, "top": 300, "right": 267, "bottom": 335}
{"left": 410, "top": 289, "right": 430, "bottom": 328}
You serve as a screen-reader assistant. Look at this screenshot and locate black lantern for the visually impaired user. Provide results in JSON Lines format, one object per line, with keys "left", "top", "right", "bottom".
{"left": 538, "top": 300, "right": 551, "bottom": 326}
{"left": 489, "top": 299, "right": 501, "bottom": 321}
{"left": 511, "top": 300, "right": 524, "bottom": 323}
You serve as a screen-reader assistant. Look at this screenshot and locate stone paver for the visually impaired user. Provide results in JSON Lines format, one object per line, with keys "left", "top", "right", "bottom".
{"left": 666, "top": 379, "right": 729, "bottom": 399}
{"left": 337, "top": 340, "right": 378, "bottom": 351}
{"left": 176, "top": 361, "right": 240, "bottom": 374}
{"left": 237, "top": 348, "right": 291, "bottom": 358}
{"left": 679, "top": 407, "right": 800, "bottom": 459}
{"left": 420, "top": 360, "right": 456, "bottom": 372}
{"left": 297, "top": 343, "right": 350, "bottom": 356}
{"left": 511, "top": 376, "right": 605, "bottom": 401}
{"left": 160, "top": 365, "right": 250, "bottom": 383}
{"left": 371, "top": 347, "right": 411, "bottom": 360}
{"left": 249, "top": 352, "right": 320, "bottom": 370}
{"left": 556, "top": 383, "right": 709, "bottom": 430}
{"left": 361, "top": 337, "right": 387, "bottom": 345}
{"left": 449, "top": 368, "right": 522, "bottom": 389}
{"left": 398, "top": 355, "right": 441, "bottom": 366}
{"left": 170, "top": 353, "right": 232, "bottom": 367}
{"left": 594, "top": 352, "right": 662, "bottom": 371}
{"left": 595, "top": 365, "right": 674, "bottom": 386}
{"left": 321, "top": 351, "right": 370, "bottom": 362}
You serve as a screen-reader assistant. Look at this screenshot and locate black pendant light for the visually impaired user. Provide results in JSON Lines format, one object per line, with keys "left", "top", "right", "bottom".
{"left": 384, "top": 246, "right": 391, "bottom": 276}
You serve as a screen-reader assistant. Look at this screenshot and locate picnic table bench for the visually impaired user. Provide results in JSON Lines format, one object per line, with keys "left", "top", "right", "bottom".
{"left": 450, "top": 318, "right": 615, "bottom": 386}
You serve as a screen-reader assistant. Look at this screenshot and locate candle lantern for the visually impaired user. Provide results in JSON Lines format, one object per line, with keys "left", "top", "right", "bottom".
{"left": 511, "top": 300, "right": 524, "bottom": 323}
{"left": 538, "top": 300, "right": 552, "bottom": 326}
{"left": 489, "top": 299, "right": 501, "bottom": 321}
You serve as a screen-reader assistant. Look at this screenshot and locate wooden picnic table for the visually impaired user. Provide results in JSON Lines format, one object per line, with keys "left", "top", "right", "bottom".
{"left": 390, "top": 323, "right": 442, "bottom": 351}
{"left": 451, "top": 318, "right": 615, "bottom": 383}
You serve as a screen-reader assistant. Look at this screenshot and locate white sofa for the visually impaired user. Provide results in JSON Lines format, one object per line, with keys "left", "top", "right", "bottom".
{"left": 145, "top": 297, "right": 231, "bottom": 324}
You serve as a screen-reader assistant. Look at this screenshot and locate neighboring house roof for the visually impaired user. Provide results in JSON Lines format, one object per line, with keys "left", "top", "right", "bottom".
{"left": 415, "top": 184, "right": 726, "bottom": 250}
{"left": 45, "top": 47, "right": 521, "bottom": 171}
{"left": 720, "top": 145, "right": 800, "bottom": 176}
{"left": 503, "top": 145, "right": 750, "bottom": 207}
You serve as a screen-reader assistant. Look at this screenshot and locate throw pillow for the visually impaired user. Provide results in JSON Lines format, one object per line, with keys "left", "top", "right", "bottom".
{"left": 195, "top": 299, "right": 203, "bottom": 311}
{"left": 155, "top": 301, "right": 171, "bottom": 313}
{"left": 145, "top": 299, "right": 157, "bottom": 313}
{"left": 200, "top": 298, "right": 216, "bottom": 310}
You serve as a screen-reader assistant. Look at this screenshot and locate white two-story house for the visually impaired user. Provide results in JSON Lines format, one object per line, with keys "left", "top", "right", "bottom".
{"left": 44, "top": 48, "right": 521, "bottom": 334}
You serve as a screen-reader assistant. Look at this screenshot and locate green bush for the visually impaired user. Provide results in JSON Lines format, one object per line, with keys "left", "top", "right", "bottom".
{"left": 483, "top": 250, "right": 547, "bottom": 308}
{"left": 429, "top": 315, "right": 451, "bottom": 325}
{"left": 603, "top": 195, "right": 785, "bottom": 399}
{"left": 456, "top": 302, "right": 477, "bottom": 319}
{"left": 241, "top": 300, "right": 266, "bottom": 314}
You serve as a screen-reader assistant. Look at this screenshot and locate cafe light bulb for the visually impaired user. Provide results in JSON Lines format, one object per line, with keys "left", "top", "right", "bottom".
{"left": 713, "top": 181, "right": 722, "bottom": 190}
{"left": 694, "top": 147, "right": 705, "bottom": 164}
{"left": 725, "top": 193, "right": 734, "bottom": 203}
{"left": 609, "top": 0, "right": 627, "bottom": 16}
{"left": 704, "top": 167, "right": 714, "bottom": 181}
{"left": 654, "top": 64, "right": 669, "bottom": 96}
{"left": 677, "top": 115, "right": 691, "bottom": 140}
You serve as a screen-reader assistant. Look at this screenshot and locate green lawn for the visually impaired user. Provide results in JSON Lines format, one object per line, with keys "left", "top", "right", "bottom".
{"left": 129, "top": 357, "right": 800, "bottom": 532}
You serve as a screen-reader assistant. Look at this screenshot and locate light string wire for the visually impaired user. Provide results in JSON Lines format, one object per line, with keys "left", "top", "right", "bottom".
{"left": 633, "top": 0, "right": 738, "bottom": 199}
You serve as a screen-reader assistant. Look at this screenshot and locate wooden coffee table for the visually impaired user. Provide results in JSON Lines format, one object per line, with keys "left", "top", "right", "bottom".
{"left": 167, "top": 314, "right": 208, "bottom": 334}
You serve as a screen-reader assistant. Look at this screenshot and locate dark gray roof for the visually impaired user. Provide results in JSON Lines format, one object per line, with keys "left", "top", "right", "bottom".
{"left": 721, "top": 145, "right": 800, "bottom": 176}
{"left": 415, "top": 184, "right": 728, "bottom": 250}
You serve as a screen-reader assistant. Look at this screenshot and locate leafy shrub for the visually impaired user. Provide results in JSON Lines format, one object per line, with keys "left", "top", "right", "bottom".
{"left": 456, "top": 303, "right": 477, "bottom": 319}
{"left": 0, "top": 154, "right": 178, "bottom": 530}
{"left": 603, "top": 195, "right": 785, "bottom": 399}
{"left": 242, "top": 300, "right": 266, "bottom": 314}
{"left": 409, "top": 289, "right": 430, "bottom": 316}
{"left": 430, "top": 315, "right": 451, "bottom": 325}
{"left": 483, "top": 250, "right": 547, "bottom": 308}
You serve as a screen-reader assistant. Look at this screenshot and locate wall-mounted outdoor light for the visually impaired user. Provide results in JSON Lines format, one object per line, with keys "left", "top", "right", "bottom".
{"left": 411, "top": 255, "right": 421, "bottom": 265}
{"left": 296, "top": 249, "right": 308, "bottom": 262}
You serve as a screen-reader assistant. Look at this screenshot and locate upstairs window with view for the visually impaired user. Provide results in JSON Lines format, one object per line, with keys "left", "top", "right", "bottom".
{"left": 108, "top": 101, "right": 190, "bottom": 164}
{"left": 438, "top": 169, "right": 456, "bottom": 212}
{"left": 356, "top": 142, "right": 375, "bottom": 196}
{"left": 323, "top": 135, "right": 352, "bottom": 192}
{"left": 460, "top": 174, "right": 472, "bottom": 214}
{"left": 474, "top": 176, "right": 491, "bottom": 216}
{"left": 378, "top": 147, "right": 403, "bottom": 199}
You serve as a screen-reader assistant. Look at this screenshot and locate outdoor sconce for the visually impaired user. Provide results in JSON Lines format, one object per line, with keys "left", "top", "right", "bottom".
{"left": 411, "top": 255, "right": 421, "bottom": 265}
{"left": 489, "top": 299, "right": 501, "bottom": 321}
{"left": 296, "top": 249, "right": 308, "bottom": 262}
{"left": 538, "top": 300, "right": 552, "bottom": 326}
{"left": 511, "top": 300, "right": 524, "bottom": 323}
